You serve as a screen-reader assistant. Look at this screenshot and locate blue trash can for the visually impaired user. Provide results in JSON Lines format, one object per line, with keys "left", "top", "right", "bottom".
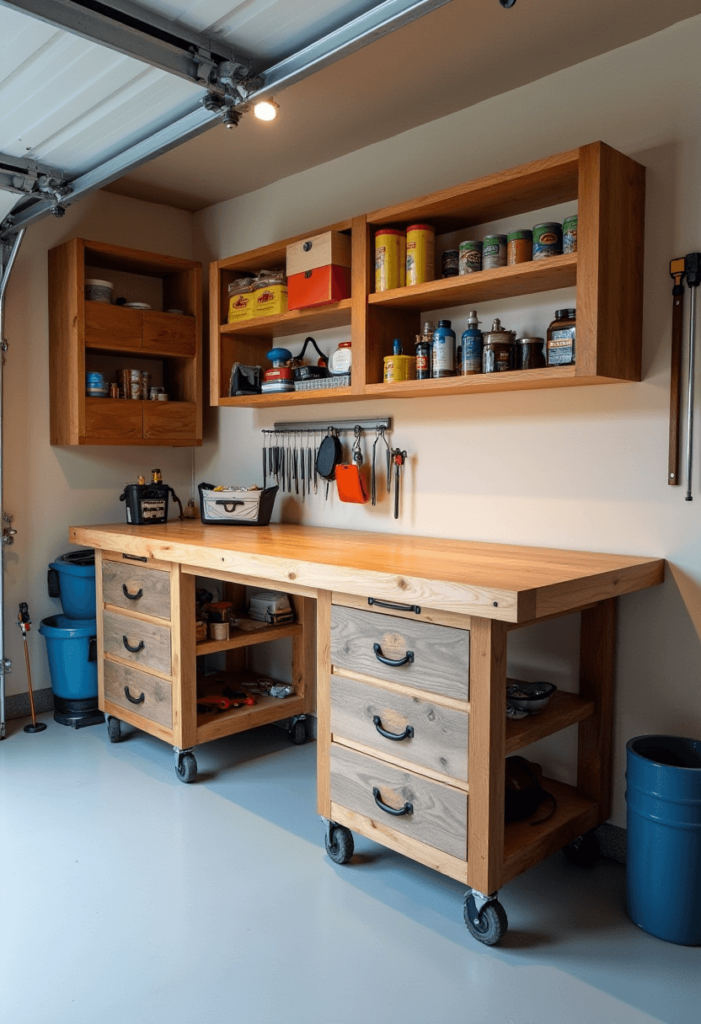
{"left": 39, "top": 615, "right": 103, "bottom": 729}
{"left": 626, "top": 735, "right": 701, "bottom": 944}
{"left": 47, "top": 549, "right": 96, "bottom": 620}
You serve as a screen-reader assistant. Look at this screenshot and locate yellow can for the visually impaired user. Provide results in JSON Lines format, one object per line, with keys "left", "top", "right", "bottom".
{"left": 406, "top": 223, "right": 435, "bottom": 286}
{"left": 375, "top": 228, "right": 403, "bottom": 292}
{"left": 384, "top": 354, "right": 417, "bottom": 383}
{"left": 253, "top": 283, "right": 288, "bottom": 318}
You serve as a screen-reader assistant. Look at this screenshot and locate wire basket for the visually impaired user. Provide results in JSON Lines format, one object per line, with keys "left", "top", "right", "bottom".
{"left": 295, "top": 374, "right": 351, "bottom": 391}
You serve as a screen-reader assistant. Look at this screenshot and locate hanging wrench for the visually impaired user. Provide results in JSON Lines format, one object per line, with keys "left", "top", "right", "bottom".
{"left": 391, "top": 448, "right": 407, "bottom": 520}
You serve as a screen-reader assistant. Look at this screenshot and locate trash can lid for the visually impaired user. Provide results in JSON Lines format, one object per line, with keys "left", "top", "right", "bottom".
{"left": 39, "top": 615, "right": 97, "bottom": 639}
{"left": 49, "top": 549, "right": 95, "bottom": 576}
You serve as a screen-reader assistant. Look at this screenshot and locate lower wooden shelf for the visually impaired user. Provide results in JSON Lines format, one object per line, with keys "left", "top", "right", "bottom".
{"left": 196, "top": 692, "right": 305, "bottom": 743}
{"left": 216, "top": 385, "right": 355, "bottom": 407}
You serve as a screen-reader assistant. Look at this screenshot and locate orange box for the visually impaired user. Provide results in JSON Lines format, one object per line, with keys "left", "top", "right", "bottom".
{"left": 288, "top": 265, "right": 351, "bottom": 310}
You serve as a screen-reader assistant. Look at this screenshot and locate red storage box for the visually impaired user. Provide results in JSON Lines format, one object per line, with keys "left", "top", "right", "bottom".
{"left": 286, "top": 230, "right": 352, "bottom": 310}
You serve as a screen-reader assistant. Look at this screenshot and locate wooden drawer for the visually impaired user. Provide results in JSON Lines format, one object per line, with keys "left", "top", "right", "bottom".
{"left": 330, "top": 743, "right": 467, "bottom": 860}
{"left": 103, "top": 659, "right": 172, "bottom": 729}
{"left": 102, "top": 560, "right": 171, "bottom": 619}
{"left": 84, "top": 398, "right": 142, "bottom": 440}
{"left": 85, "top": 302, "right": 142, "bottom": 352}
{"left": 103, "top": 609, "right": 171, "bottom": 675}
{"left": 142, "top": 311, "right": 196, "bottom": 356}
{"left": 330, "top": 674, "right": 468, "bottom": 781}
{"left": 143, "top": 401, "right": 197, "bottom": 441}
{"left": 331, "top": 605, "right": 469, "bottom": 701}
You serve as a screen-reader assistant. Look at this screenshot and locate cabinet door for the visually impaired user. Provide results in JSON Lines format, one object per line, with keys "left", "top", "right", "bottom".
{"left": 85, "top": 303, "right": 142, "bottom": 352}
{"left": 84, "top": 398, "right": 142, "bottom": 440}
{"left": 143, "top": 401, "right": 197, "bottom": 441}
{"left": 143, "top": 312, "right": 196, "bottom": 356}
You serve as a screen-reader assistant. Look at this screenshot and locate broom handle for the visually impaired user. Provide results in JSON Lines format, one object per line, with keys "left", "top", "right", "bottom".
{"left": 23, "top": 635, "right": 37, "bottom": 727}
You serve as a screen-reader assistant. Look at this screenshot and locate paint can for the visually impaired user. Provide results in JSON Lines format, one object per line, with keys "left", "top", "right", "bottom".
{"left": 406, "top": 224, "right": 435, "bottom": 286}
{"left": 533, "top": 222, "right": 563, "bottom": 260}
{"left": 483, "top": 234, "right": 507, "bottom": 270}
{"left": 375, "top": 228, "right": 403, "bottom": 292}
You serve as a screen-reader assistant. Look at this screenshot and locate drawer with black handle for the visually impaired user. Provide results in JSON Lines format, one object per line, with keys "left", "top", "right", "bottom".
{"left": 102, "top": 559, "right": 171, "bottom": 620}
{"left": 103, "top": 608, "right": 172, "bottom": 675}
{"left": 103, "top": 659, "right": 172, "bottom": 729}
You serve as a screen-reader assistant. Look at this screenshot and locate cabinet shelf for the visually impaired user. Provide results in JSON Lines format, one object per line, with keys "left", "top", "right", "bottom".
{"left": 505, "top": 691, "right": 594, "bottom": 755}
{"left": 220, "top": 298, "right": 352, "bottom": 339}
{"left": 196, "top": 619, "right": 302, "bottom": 655}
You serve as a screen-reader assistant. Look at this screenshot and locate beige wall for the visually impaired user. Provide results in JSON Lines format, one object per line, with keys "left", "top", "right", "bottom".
{"left": 3, "top": 191, "right": 196, "bottom": 697}
{"left": 194, "top": 16, "right": 701, "bottom": 826}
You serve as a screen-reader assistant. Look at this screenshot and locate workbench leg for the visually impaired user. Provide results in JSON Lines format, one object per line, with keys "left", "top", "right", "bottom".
{"left": 291, "top": 595, "right": 317, "bottom": 716}
{"left": 577, "top": 599, "right": 616, "bottom": 821}
{"left": 172, "top": 565, "right": 197, "bottom": 751}
{"left": 316, "top": 590, "right": 332, "bottom": 818}
{"left": 467, "top": 617, "right": 508, "bottom": 895}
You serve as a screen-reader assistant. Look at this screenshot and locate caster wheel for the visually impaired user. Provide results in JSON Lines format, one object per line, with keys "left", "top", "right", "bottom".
{"left": 464, "top": 897, "right": 508, "bottom": 946}
{"left": 175, "top": 752, "right": 197, "bottom": 784}
{"left": 563, "top": 830, "right": 600, "bottom": 867}
{"left": 325, "top": 823, "right": 354, "bottom": 865}
{"left": 290, "top": 719, "right": 307, "bottom": 745}
{"left": 107, "top": 717, "right": 121, "bottom": 743}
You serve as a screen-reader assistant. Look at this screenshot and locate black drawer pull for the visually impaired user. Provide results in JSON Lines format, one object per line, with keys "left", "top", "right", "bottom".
{"left": 372, "top": 787, "right": 413, "bottom": 817}
{"left": 215, "top": 499, "right": 244, "bottom": 512}
{"left": 122, "top": 584, "right": 143, "bottom": 601}
{"left": 368, "top": 598, "right": 421, "bottom": 614}
{"left": 373, "top": 642, "right": 414, "bottom": 668}
{"left": 122, "top": 635, "right": 145, "bottom": 653}
{"left": 122, "top": 554, "right": 147, "bottom": 562}
{"left": 124, "top": 686, "right": 145, "bottom": 705}
{"left": 373, "top": 715, "right": 414, "bottom": 741}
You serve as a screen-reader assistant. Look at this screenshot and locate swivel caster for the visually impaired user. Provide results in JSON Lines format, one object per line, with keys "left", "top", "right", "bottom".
{"left": 563, "top": 830, "right": 600, "bottom": 867}
{"left": 174, "top": 747, "right": 197, "bottom": 784}
{"left": 463, "top": 889, "right": 508, "bottom": 946}
{"left": 107, "top": 716, "right": 121, "bottom": 743}
{"left": 289, "top": 715, "right": 307, "bottom": 745}
{"left": 324, "top": 820, "right": 354, "bottom": 864}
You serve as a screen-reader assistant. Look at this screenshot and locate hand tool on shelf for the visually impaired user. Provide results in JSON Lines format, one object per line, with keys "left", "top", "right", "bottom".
{"left": 684, "top": 253, "right": 701, "bottom": 500}
{"left": 668, "top": 258, "right": 686, "bottom": 485}
{"left": 371, "top": 424, "right": 391, "bottom": 506}
{"left": 391, "top": 448, "right": 407, "bottom": 520}
{"left": 17, "top": 603, "right": 46, "bottom": 734}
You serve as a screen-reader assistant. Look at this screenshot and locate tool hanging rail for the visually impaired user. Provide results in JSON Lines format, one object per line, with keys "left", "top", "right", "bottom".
{"left": 272, "top": 417, "right": 391, "bottom": 433}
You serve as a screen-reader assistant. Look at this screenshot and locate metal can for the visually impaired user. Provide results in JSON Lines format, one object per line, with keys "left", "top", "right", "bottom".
{"left": 399, "top": 232, "right": 406, "bottom": 288}
{"left": 507, "top": 229, "right": 533, "bottom": 265}
{"left": 441, "top": 250, "right": 459, "bottom": 278}
{"left": 109, "top": 383, "right": 119, "bottom": 399}
{"left": 563, "top": 215, "right": 578, "bottom": 254}
{"left": 459, "top": 240, "right": 482, "bottom": 275}
{"left": 460, "top": 311, "right": 483, "bottom": 375}
{"left": 483, "top": 234, "right": 507, "bottom": 270}
{"left": 375, "top": 228, "right": 403, "bottom": 292}
{"left": 515, "top": 337, "right": 545, "bottom": 370}
{"left": 406, "top": 224, "right": 435, "bottom": 286}
{"left": 384, "top": 354, "right": 416, "bottom": 382}
{"left": 533, "top": 222, "right": 563, "bottom": 260}
{"left": 482, "top": 319, "right": 515, "bottom": 373}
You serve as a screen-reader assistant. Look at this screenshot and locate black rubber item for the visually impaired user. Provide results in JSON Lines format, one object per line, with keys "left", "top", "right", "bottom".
{"left": 122, "top": 636, "right": 145, "bottom": 653}
{"left": 122, "top": 584, "right": 143, "bottom": 601}
{"left": 316, "top": 434, "right": 342, "bottom": 480}
{"left": 373, "top": 642, "right": 414, "bottom": 668}
{"left": 47, "top": 568, "right": 61, "bottom": 598}
{"left": 124, "top": 686, "right": 145, "bottom": 705}
{"left": 176, "top": 753, "right": 197, "bottom": 783}
{"left": 24, "top": 722, "right": 47, "bottom": 733}
{"left": 57, "top": 549, "right": 95, "bottom": 567}
{"left": 368, "top": 598, "right": 421, "bottom": 614}
{"left": 372, "top": 787, "right": 413, "bottom": 816}
{"left": 53, "top": 695, "right": 104, "bottom": 729}
{"left": 563, "top": 830, "right": 600, "bottom": 868}
{"left": 325, "top": 824, "right": 354, "bottom": 864}
{"left": 373, "top": 714, "right": 414, "bottom": 741}
{"left": 290, "top": 719, "right": 307, "bottom": 745}
{"left": 464, "top": 897, "right": 508, "bottom": 946}
{"left": 107, "top": 717, "right": 121, "bottom": 743}
{"left": 88, "top": 637, "right": 97, "bottom": 662}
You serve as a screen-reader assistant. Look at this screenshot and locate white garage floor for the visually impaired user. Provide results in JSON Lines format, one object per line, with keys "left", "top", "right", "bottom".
{"left": 0, "top": 713, "right": 698, "bottom": 1024}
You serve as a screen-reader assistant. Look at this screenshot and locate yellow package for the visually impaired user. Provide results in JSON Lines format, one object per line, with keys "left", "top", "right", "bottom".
{"left": 228, "top": 292, "right": 254, "bottom": 322}
{"left": 253, "top": 283, "right": 288, "bottom": 318}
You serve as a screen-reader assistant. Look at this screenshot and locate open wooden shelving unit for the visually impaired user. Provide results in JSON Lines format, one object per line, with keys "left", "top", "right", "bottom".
{"left": 209, "top": 142, "right": 644, "bottom": 408}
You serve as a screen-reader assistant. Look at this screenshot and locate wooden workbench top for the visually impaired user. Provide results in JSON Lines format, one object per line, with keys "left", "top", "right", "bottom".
{"left": 70, "top": 520, "right": 664, "bottom": 623}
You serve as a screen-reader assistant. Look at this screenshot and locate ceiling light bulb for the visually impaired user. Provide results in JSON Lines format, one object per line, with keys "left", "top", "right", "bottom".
{"left": 254, "top": 99, "right": 278, "bottom": 122}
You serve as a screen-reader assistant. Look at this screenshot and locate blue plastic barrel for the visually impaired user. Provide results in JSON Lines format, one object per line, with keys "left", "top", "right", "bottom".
{"left": 38, "top": 615, "right": 97, "bottom": 701}
{"left": 626, "top": 735, "right": 701, "bottom": 945}
{"left": 48, "top": 549, "right": 95, "bottom": 619}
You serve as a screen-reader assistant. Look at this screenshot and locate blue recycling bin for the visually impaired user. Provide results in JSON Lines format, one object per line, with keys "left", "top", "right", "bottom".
{"left": 47, "top": 549, "right": 95, "bottom": 619}
{"left": 626, "top": 735, "right": 701, "bottom": 945}
{"left": 39, "top": 615, "right": 103, "bottom": 729}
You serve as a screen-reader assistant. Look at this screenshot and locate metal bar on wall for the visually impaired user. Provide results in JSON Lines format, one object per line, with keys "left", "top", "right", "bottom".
{"left": 273, "top": 417, "right": 391, "bottom": 433}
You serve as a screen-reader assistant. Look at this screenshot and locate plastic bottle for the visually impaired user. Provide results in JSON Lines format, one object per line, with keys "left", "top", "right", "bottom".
{"left": 432, "top": 320, "right": 456, "bottom": 377}
{"left": 460, "top": 311, "right": 483, "bottom": 375}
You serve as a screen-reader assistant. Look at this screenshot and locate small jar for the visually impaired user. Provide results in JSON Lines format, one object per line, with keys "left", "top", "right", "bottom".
{"left": 483, "top": 234, "right": 507, "bottom": 270}
{"left": 515, "top": 337, "right": 545, "bottom": 370}
{"left": 507, "top": 230, "right": 533, "bottom": 265}
{"left": 330, "top": 341, "right": 352, "bottom": 375}
{"left": 533, "top": 222, "right": 563, "bottom": 260}
{"left": 459, "top": 240, "right": 482, "bottom": 275}
{"left": 546, "top": 309, "right": 576, "bottom": 365}
{"left": 85, "top": 279, "right": 113, "bottom": 303}
{"left": 482, "top": 319, "right": 515, "bottom": 373}
{"left": 441, "top": 250, "right": 459, "bottom": 278}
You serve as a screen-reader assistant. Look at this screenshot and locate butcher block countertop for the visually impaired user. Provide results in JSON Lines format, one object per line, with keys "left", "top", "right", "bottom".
{"left": 69, "top": 520, "right": 664, "bottom": 623}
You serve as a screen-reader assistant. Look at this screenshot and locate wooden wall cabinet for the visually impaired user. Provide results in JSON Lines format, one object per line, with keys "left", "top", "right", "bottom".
{"left": 49, "top": 238, "right": 202, "bottom": 446}
{"left": 209, "top": 142, "right": 645, "bottom": 408}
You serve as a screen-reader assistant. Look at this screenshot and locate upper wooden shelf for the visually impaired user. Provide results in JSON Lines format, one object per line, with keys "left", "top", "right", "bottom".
{"left": 220, "top": 298, "right": 352, "bottom": 339}
{"left": 196, "top": 619, "right": 302, "bottom": 655}
{"left": 505, "top": 690, "right": 594, "bottom": 755}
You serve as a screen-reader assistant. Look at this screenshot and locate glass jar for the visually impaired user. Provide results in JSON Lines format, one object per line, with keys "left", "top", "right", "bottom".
{"left": 330, "top": 341, "right": 352, "bottom": 375}
{"left": 515, "top": 337, "right": 545, "bottom": 370}
{"left": 546, "top": 309, "right": 576, "bottom": 366}
{"left": 482, "top": 318, "right": 515, "bottom": 373}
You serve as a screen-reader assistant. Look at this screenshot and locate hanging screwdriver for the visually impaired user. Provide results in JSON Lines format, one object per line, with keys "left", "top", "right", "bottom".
{"left": 391, "top": 448, "right": 407, "bottom": 519}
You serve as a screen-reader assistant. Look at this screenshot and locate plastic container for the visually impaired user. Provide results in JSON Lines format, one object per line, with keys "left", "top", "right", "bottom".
{"left": 626, "top": 735, "right": 701, "bottom": 945}
{"left": 48, "top": 549, "right": 96, "bottom": 619}
{"left": 38, "top": 615, "right": 97, "bottom": 701}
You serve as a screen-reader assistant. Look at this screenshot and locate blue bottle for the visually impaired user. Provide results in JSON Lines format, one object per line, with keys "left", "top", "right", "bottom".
{"left": 460, "top": 311, "right": 483, "bottom": 375}
{"left": 432, "top": 319, "right": 456, "bottom": 377}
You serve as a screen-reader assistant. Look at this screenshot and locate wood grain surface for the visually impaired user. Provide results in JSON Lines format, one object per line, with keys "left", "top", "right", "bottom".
{"left": 102, "top": 559, "right": 171, "bottom": 619}
{"left": 331, "top": 605, "right": 470, "bottom": 700}
{"left": 103, "top": 660, "right": 173, "bottom": 729}
{"left": 330, "top": 674, "right": 468, "bottom": 780}
{"left": 331, "top": 743, "right": 468, "bottom": 859}
{"left": 103, "top": 609, "right": 172, "bottom": 675}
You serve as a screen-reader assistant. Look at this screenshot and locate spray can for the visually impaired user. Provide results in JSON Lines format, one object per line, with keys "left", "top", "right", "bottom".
{"left": 460, "top": 311, "right": 483, "bottom": 375}
{"left": 432, "top": 320, "right": 456, "bottom": 378}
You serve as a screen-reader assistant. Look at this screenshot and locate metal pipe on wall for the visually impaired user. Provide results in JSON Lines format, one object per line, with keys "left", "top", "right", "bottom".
{"left": 0, "top": 229, "right": 25, "bottom": 737}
